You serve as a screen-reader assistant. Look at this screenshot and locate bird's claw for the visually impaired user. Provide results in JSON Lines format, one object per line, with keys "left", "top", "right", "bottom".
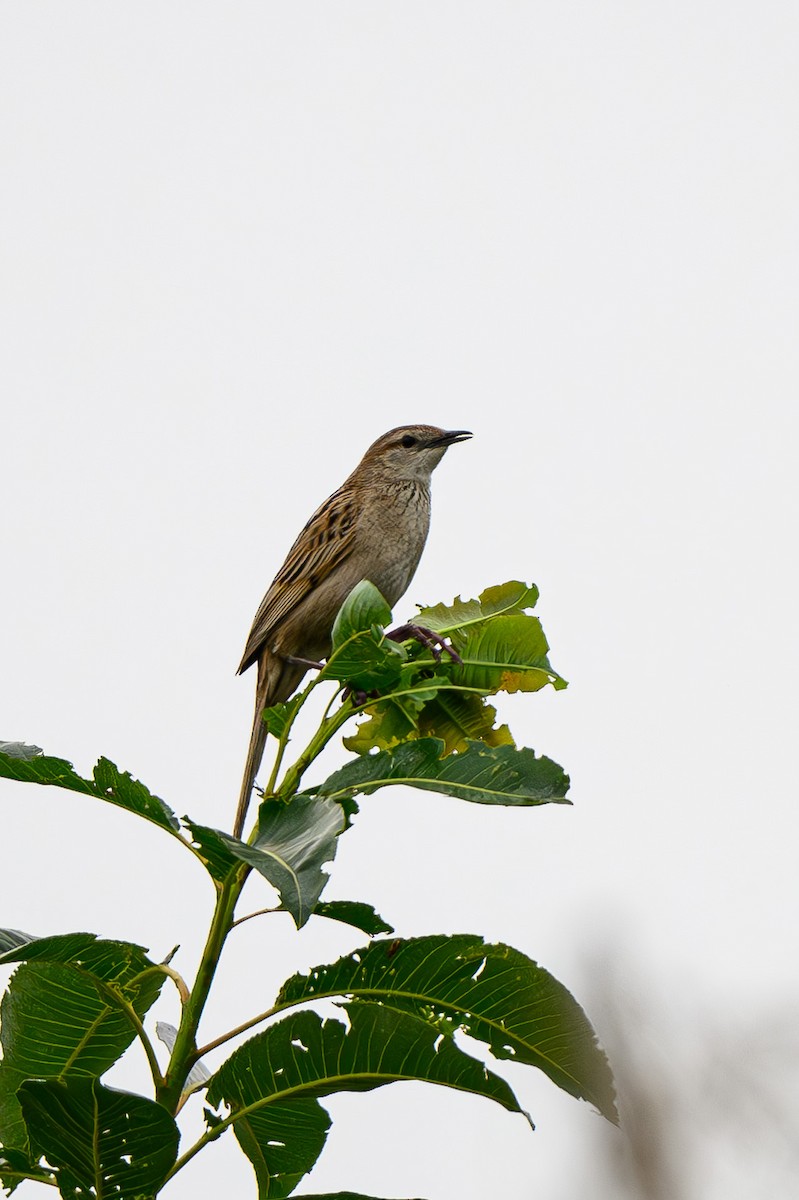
{"left": 342, "top": 685, "right": 380, "bottom": 705}
{"left": 386, "top": 623, "right": 462, "bottom": 665}
{"left": 284, "top": 654, "right": 326, "bottom": 671}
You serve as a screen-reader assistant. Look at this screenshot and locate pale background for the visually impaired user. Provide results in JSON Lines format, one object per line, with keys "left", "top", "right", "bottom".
{"left": 2, "top": 4, "right": 797, "bottom": 1197}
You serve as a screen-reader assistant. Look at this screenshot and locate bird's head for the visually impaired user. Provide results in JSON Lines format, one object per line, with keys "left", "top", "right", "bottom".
{"left": 358, "top": 425, "right": 472, "bottom": 483}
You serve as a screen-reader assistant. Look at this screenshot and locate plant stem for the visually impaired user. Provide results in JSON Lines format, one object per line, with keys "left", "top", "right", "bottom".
{"left": 276, "top": 698, "right": 353, "bottom": 801}
{"left": 163, "top": 1120, "right": 228, "bottom": 1184}
{"left": 156, "top": 869, "right": 246, "bottom": 1113}
{"left": 161, "top": 684, "right": 352, "bottom": 1108}
{"left": 194, "top": 1002, "right": 280, "bottom": 1059}
{"left": 136, "top": 962, "right": 191, "bottom": 1005}
{"left": 230, "top": 904, "right": 280, "bottom": 929}
{"left": 3, "top": 1169, "right": 57, "bottom": 1189}
{"left": 160, "top": 667, "right": 359, "bottom": 1115}
{"left": 262, "top": 672, "right": 330, "bottom": 802}
{"left": 158, "top": 963, "right": 191, "bottom": 1004}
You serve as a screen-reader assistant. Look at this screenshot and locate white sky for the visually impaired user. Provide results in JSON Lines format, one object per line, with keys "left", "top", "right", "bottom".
{"left": 2, "top": 4, "right": 797, "bottom": 1197}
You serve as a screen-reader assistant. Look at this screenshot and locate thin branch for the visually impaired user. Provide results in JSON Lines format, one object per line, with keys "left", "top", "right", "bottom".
{"left": 231, "top": 905, "right": 280, "bottom": 929}
{"left": 158, "top": 964, "right": 191, "bottom": 1004}
{"left": 0, "top": 1169, "right": 58, "bottom": 1189}
{"left": 194, "top": 1003, "right": 281, "bottom": 1060}
{"left": 163, "top": 1120, "right": 229, "bottom": 1183}
{"left": 275, "top": 698, "right": 355, "bottom": 801}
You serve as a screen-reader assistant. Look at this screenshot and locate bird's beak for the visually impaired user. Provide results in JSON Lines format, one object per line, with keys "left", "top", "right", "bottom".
{"left": 428, "top": 429, "right": 473, "bottom": 447}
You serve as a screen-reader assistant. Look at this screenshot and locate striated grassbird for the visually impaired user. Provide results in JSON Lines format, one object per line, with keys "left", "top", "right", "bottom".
{"left": 235, "top": 424, "right": 471, "bottom": 836}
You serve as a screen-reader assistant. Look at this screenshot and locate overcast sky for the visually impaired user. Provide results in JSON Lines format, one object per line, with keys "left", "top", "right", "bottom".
{"left": 2, "top": 4, "right": 797, "bottom": 1197}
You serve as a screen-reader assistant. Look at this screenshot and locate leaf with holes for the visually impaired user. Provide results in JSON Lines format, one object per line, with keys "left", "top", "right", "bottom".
{"left": 185, "top": 821, "right": 241, "bottom": 883}
{"left": 415, "top": 580, "right": 540, "bottom": 634}
{"left": 342, "top": 676, "right": 491, "bottom": 756}
{"left": 450, "top": 613, "right": 566, "bottom": 693}
{"left": 341, "top": 695, "right": 418, "bottom": 755}
{"left": 0, "top": 751, "right": 179, "bottom": 834}
{"left": 0, "top": 1143, "right": 53, "bottom": 1195}
{"left": 207, "top": 1003, "right": 528, "bottom": 1198}
{"left": 312, "top": 901, "right": 394, "bottom": 937}
{"left": 0, "top": 934, "right": 164, "bottom": 1157}
{"left": 277, "top": 935, "right": 617, "bottom": 1122}
{"left": 189, "top": 794, "right": 345, "bottom": 927}
{"left": 416, "top": 691, "right": 514, "bottom": 753}
{"left": 315, "top": 738, "right": 570, "bottom": 808}
{"left": 19, "top": 1078, "right": 178, "bottom": 1199}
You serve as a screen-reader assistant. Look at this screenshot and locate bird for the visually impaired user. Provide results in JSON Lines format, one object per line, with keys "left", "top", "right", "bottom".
{"left": 234, "top": 424, "right": 472, "bottom": 837}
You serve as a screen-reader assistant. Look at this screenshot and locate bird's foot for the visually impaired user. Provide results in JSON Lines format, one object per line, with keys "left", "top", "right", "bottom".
{"left": 342, "top": 685, "right": 380, "bottom": 705}
{"left": 284, "top": 654, "right": 326, "bottom": 670}
{"left": 386, "top": 623, "right": 463, "bottom": 665}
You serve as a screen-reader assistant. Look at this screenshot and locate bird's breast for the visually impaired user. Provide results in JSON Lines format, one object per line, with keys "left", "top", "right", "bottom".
{"left": 356, "top": 480, "right": 431, "bottom": 607}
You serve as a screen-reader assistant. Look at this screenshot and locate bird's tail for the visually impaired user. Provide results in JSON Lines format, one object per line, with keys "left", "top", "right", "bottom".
{"left": 233, "top": 654, "right": 307, "bottom": 839}
{"left": 234, "top": 695, "right": 270, "bottom": 839}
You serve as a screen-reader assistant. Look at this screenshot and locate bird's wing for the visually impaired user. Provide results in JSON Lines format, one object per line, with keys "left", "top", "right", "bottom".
{"left": 237, "top": 484, "right": 357, "bottom": 674}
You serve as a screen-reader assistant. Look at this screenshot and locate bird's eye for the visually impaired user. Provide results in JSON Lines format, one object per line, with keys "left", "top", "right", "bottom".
{"left": 400, "top": 434, "right": 417, "bottom": 448}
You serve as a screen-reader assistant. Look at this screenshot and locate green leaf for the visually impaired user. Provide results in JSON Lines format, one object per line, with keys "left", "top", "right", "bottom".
{"left": 218, "top": 1094, "right": 330, "bottom": 1200}
{"left": 0, "top": 934, "right": 164, "bottom": 1156}
{"left": 0, "top": 751, "right": 180, "bottom": 834}
{"left": 19, "top": 1078, "right": 178, "bottom": 1198}
{"left": 186, "top": 821, "right": 241, "bottom": 883}
{"left": 0, "top": 1144, "right": 53, "bottom": 1194}
{"left": 341, "top": 675, "right": 469, "bottom": 755}
{"left": 453, "top": 613, "right": 566, "bottom": 693}
{"left": 312, "top": 901, "right": 394, "bottom": 936}
{"left": 409, "top": 582, "right": 566, "bottom": 694}
{"left": 319, "top": 581, "right": 408, "bottom": 691}
{"left": 189, "top": 795, "right": 346, "bottom": 927}
{"left": 346, "top": 688, "right": 514, "bottom": 756}
{"left": 277, "top": 935, "right": 617, "bottom": 1123}
{"left": 207, "top": 1004, "right": 528, "bottom": 1198}
{"left": 0, "top": 1072, "right": 29, "bottom": 1165}
{"left": 331, "top": 580, "right": 392, "bottom": 651}
{"left": 416, "top": 692, "right": 514, "bottom": 753}
{"left": 342, "top": 696, "right": 418, "bottom": 754}
{"left": 315, "top": 738, "right": 570, "bottom": 808}
{"left": 0, "top": 931, "right": 151, "bottom": 973}
{"left": 261, "top": 694, "right": 305, "bottom": 739}
{"left": 321, "top": 630, "right": 406, "bottom": 693}
{"left": 415, "top": 580, "right": 540, "bottom": 634}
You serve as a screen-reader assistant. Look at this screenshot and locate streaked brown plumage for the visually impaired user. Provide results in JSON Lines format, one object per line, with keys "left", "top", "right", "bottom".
{"left": 234, "top": 424, "right": 471, "bottom": 837}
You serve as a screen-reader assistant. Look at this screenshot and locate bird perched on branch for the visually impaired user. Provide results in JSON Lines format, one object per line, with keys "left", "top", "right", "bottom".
{"left": 234, "top": 424, "right": 471, "bottom": 837}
